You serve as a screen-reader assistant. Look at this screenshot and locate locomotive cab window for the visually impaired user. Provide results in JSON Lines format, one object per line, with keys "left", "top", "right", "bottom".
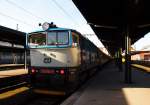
{"left": 72, "top": 32, "right": 79, "bottom": 47}
{"left": 47, "top": 31, "right": 69, "bottom": 45}
{"left": 28, "top": 32, "right": 46, "bottom": 47}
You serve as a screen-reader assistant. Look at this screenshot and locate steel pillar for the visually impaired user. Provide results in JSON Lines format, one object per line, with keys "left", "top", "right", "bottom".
{"left": 124, "top": 26, "right": 132, "bottom": 83}
{"left": 118, "top": 48, "right": 123, "bottom": 71}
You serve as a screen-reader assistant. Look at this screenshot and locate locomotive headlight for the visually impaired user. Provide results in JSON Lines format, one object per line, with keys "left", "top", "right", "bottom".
{"left": 42, "top": 22, "right": 50, "bottom": 31}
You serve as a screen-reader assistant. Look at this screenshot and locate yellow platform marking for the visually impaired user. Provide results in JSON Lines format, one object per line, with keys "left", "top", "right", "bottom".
{"left": 132, "top": 64, "right": 150, "bottom": 72}
{"left": 33, "top": 89, "right": 65, "bottom": 96}
{"left": 0, "top": 87, "right": 29, "bottom": 100}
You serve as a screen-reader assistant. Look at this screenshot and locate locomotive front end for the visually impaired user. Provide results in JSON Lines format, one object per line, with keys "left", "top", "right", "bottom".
{"left": 27, "top": 24, "right": 81, "bottom": 95}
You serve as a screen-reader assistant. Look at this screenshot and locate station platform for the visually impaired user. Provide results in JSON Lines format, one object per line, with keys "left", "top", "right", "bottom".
{"left": 0, "top": 69, "right": 28, "bottom": 78}
{"left": 131, "top": 64, "right": 150, "bottom": 73}
{"left": 0, "top": 68, "right": 29, "bottom": 105}
{"left": 61, "top": 61, "right": 150, "bottom": 105}
{"left": 0, "top": 64, "right": 27, "bottom": 78}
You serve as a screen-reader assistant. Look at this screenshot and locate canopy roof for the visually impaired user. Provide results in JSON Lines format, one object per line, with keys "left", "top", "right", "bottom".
{"left": 73, "top": 0, "right": 150, "bottom": 55}
{"left": 0, "top": 25, "right": 25, "bottom": 45}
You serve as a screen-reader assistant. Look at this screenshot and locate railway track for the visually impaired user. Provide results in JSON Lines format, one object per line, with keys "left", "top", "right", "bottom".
{"left": 0, "top": 86, "right": 65, "bottom": 105}
{"left": 0, "top": 65, "right": 65, "bottom": 105}
{"left": 22, "top": 94, "right": 64, "bottom": 105}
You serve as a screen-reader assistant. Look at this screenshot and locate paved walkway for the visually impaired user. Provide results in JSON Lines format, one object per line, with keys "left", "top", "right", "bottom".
{"left": 61, "top": 61, "right": 150, "bottom": 105}
{"left": 0, "top": 69, "right": 27, "bottom": 78}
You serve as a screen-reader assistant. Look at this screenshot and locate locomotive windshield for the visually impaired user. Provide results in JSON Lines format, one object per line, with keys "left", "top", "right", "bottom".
{"left": 47, "top": 31, "right": 69, "bottom": 45}
{"left": 28, "top": 31, "right": 69, "bottom": 48}
{"left": 28, "top": 32, "right": 46, "bottom": 46}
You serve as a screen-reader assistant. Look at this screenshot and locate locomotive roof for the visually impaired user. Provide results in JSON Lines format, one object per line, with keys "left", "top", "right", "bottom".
{"left": 28, "top": 27, "right": 78, "bottom": 34}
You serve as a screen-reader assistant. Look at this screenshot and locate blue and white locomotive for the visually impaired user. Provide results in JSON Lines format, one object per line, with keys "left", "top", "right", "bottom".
{"left": 26, "top": 22, "right": 110, "bottom": 95}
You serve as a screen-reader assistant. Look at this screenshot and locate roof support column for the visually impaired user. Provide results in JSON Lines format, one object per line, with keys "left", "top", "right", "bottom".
{"left": 124, "top": 25, "right": 132, "bottom": 83}
{"left": 118, "top": 48, "right": 123, "bottom": 72}
{"left": 115, "top": 48, "right": 123, "bottom": 72}
{"left": 24, "top": 48, "right": 27, "bottom": 70}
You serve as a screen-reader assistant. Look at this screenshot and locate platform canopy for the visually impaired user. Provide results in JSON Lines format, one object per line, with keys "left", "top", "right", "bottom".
{"left": 0, "top": 25, "right": 25, "bottom": 46}
{"left": 73, "top": 0, "right": 150, "bottom": 55}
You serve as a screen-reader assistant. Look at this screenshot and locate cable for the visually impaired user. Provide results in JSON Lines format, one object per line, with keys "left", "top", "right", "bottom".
{"left": 52, "top": 0, "right": 75, "bottom": 22}
{"left": 5, "top": 0, "right": 93, "bottom": 35}
{"left": 0, "top": 12, "right": 34, "bottom": 27}
{"left": 5, "top": 0, "right": 45, "bottom": 21}
{"left": 51, "top": 0, "right": 88, "bottom": 34}
{"left": 51, "top": 0, "right": 84, "bottom": 29}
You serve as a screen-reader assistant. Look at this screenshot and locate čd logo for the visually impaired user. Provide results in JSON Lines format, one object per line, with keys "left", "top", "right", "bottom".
{"left": 43, "top": 58, "right": 51, "bottom": 63}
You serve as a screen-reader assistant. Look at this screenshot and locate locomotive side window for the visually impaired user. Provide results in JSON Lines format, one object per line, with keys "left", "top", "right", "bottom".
{"left": 72, "top": 32, "right": 79, "bottom": 47}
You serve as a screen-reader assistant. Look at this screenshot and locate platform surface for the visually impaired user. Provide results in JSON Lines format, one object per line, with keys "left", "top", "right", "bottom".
{"left": 61, "top": 61, "right": 150, "bottom": 105}
{"left": 0, "top": 69, "right": 28, "bottom": 78}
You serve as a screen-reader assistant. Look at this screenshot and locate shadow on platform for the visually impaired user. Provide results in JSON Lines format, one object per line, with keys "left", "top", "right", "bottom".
{"left": 61, "top": 61, "right": 150, "bottom": 105}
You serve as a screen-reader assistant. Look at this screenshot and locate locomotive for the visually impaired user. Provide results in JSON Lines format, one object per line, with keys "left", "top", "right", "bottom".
{"left": 27, "top": 22, "right": 110, "bottom": 95}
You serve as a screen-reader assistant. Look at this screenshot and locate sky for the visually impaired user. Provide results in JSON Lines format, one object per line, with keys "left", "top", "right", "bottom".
{"left": 0, "top": 0, "right": 149, "bottom": 51}
{"left": 132, "top": 32, "right": 150, "bottom": 50}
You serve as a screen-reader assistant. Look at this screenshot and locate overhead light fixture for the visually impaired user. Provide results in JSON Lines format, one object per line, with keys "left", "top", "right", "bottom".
{"left": 138, "top": 24, "right": 150, "bottom": 28}
{"left": 87, "top": 22, "right": 117, "bottom": 29}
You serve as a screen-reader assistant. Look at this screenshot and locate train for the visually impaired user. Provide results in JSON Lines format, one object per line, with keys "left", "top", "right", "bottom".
{"left": 26, "top": 22, "right": 111, "bottom": 95}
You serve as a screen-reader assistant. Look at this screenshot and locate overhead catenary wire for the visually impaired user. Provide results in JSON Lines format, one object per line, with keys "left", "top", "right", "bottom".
{"left": 6, "top": 0, "right": 90, "bottom": 35}
{"left": 5, "top": 0, "right": 45, "bottom": 21}
{"left": 52, "top": 0, "right": 77, "bottom": 23}
{"left": 5, "top": 1, "right": 97, "bottom": 36}
{"left": 0, "top": 12, "right": 34, "bottom": 27}
{"left": 67, "top": 0, "right": 95, "bottom": 34}
{"left": 51, "top": 0, "right": 88, "bottom": 33}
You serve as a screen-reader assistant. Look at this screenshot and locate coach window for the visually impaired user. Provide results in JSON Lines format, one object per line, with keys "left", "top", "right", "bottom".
{"left": 72, "top": 32, "right": 79, "bottom": 47}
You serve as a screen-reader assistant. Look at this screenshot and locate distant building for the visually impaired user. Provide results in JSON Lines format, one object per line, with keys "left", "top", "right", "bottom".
{"left": 131, "top": 47, "right": 141, "bottom": 60}
{"left": 131, "top": 45, "right": 150, "bottom": 61}
{"left": 140, "top": 45, "right": 150, "bottom": 61}
{"left": 139, "top": 53, "right": 150, "bottom": 60}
